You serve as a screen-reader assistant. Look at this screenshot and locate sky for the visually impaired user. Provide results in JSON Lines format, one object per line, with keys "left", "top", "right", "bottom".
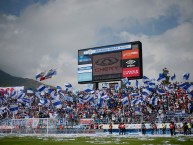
{"left": 0, "top": 0, "right": 193, "bottom": 89}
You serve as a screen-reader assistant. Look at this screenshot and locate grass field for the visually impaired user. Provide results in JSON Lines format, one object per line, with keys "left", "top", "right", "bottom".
{"left": 0, "top": 135, "right": 193, "bottom": 145}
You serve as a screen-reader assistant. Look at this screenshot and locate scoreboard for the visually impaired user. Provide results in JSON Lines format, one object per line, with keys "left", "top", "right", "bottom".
{"left": 78, "top": 41, "right": 143, "bottom": 84}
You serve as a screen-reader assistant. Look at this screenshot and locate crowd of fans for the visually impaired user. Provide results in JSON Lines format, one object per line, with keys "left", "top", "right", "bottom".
{"left": 0, "top": 80, "right": 193, "bottom": 126}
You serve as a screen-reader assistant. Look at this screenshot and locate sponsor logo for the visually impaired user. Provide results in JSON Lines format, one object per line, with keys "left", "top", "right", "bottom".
{"left": 95, "top": 57, "right": 119, "bottom": 66}
{"left": 122, "top": 49, "right": 139, "bottom": 59}
{"left": 126, "top": 59, "right": 136, "bottom": 67}
{"left": 95, "top": 66, "right": 120, "bottom": 73}
{"left": 123, "top": 67, "right": 140, "bottom": 77}
{"left": 123, "top": 58, "right": 139, "bottom": 68}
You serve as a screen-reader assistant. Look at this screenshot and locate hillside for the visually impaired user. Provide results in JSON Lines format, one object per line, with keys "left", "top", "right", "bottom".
{"left": 0, "top": 69, "right": 52, "bottom": 90}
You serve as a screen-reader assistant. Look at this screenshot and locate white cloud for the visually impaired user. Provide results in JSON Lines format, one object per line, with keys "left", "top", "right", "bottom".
{"left": 0, "top": 0, "right": 193, "bottom": 89}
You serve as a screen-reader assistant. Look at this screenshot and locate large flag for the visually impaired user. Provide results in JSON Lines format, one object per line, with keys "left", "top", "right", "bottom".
{"left": 36, "top": 69, "right": 57, "bottom": 81}
{"left": 157, "top": 73, "right": 166, "bottom": 82}
{"left": 36, "top": 71, "right": 46, "bottom": 80}
{"left": 183, "top": 73, "right": 190, "bottom": 81}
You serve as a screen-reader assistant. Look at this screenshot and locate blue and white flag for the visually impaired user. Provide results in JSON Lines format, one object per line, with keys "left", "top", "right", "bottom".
{"left": 157, "top": 88, "right": 166, "bottom": 95}
{"left": 136, "top": 80, "right": 139, "bottom": 89}
{"left": 84, "top": 88, "right": 92, "bottom": 93}
{"left": 83, "top": 95, "right": 94, "bottom": 102}
{"left": 149, "top": 81, "right": 156, "bottom": 88}
{"left": 9, "top": 105, "right": 18, "bottom": 114}
{"left": 65, "top": 83, "right": 72, "bottom": 88}
{"left": 39, "top": 98, "right": 50, "bottom": 106}
{"left": 27, "top": 88, "right": 34, "bottom": 94}
{"left": 22, "top": 97, "right": 31, "bottom": 104}
{"left": 52, "top": 99, "right": 62, "bottom": 109}
{"left": 79, "top": 98, "right": 85, "bottom": 104}
{"left": 142, "top": 86, "right": 154, "bottom": 95}
{"left": 150, "top": 97, "right": 158, "bottom": 106}
{"left": 132, "top": 99, "right": 140, "bottom": 105}
{"left": 183, "top": 73, "right": 190, "bottom": 81}
{"left": 143, "top": 76, "right": 150, "bottom": 84}
{"left": 121, "top": 96, "right": 128, "bottom": 106}
{"left": 157, "top": 73, "right": 166, "bottom": 82}
{"left": 121, "top": 78, "right": 129, "bottom": 84}
{"left": 97, "top": 94, "right": 104, "bottom": 107}
{"left": 183, "top": 84, "right": 193, "bottom": 93}
{"left": 101, "top": 94, "right": 109, "bottom": 100}
{"left": 165, "top": 85, "right": 174, "bottom": 93}
{"left": 187, "top": 93, "right": 193, "bottom": 100}
{"left": 35, "top": 71, "right": 45, "bottom": 80}
{"left": 56, "top": 86, "right": 62, "bottom": 93}
{"left": 131, "top": 93, "right": 140, "bottom": 98}
{"left": 37, "top": 85, "right": 46, "bottom": 92}
{"left": 125, "top": 81, "right": 131, "bottom": 88}
{"left": 178, "top": 82, "right": 188, "bottom": 88}
{"left": 44, "top": 69, "right": 57, "bottom": 78}
{"left": 10, "top": 91, "right": 17, "bottom": 99}
{"left": 17, "top": 93, "right": 25, "bottom": 102}
{"left": 171, "top": 73, "right": 176, "bottom": 81}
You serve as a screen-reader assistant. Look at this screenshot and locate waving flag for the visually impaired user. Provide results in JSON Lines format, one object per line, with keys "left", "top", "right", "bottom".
{"left": 121, "top": 96, "right": 129, "bottom": 106}
{"left": 183, "top": 84, "right": 193, "bottom": 93}
{"left": 149, "top": 81, "right": 156, "bottom": 88}
{"left": 183, "top": 73, "right": 190, "bottom": 81}
{"left": 36, "top": 69, "right": 57, "bottom": 81}
{"left": 43, "top": 69, "right": 57, "bottom": 80}
{"left": 157, "top": 88, "right": 166, "bottom": 95}
{"left": 39, "top": 98, "right": 50, "bottom": 106}
{"left": 157, "top": 73, "right": 166, "bottom": 82}
{"left": 131, "top": 93, "right": 140, "bottom": 98}
{"left": 171, "top": 73, "right": 176, "bottom": 81}
{"left": 121, "top": 78, "right": 129, "bottom": 84}
{"left": 143, "top": 76, "right": 150, "bottom": 84}
{"left": 136, "top": 80, "right": 139, "bottom": 89}
{"left": 132, "top": 99, "right": 140, "bottom": 105}
{"left": 56, "top": 86, "right": 62, "bottom": 93}
{"left": 150, "top": 97, "right": 158, "bottom": 106}
{"left": 178, "top": 82, "right": 188, "bottom": 88}
{"left": 37, "top": 85, "right": 46, "bottom": 92}
{"left": 36, "top": 71, "right": 45, "bottom": 80}
{"left": 52, "top": 99, "right": 62, "bottom": 109}
{"left": 10, "top": 91, "right": 17, "bottom": 99}
{"left": 9, "top": 105, "right": 18, "bottom": 114}
{"left": 27, "top": 88, "right": 34, "bottom": 94}
{"left": 65, "top": 83, "right": 72, "bottom": 88}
